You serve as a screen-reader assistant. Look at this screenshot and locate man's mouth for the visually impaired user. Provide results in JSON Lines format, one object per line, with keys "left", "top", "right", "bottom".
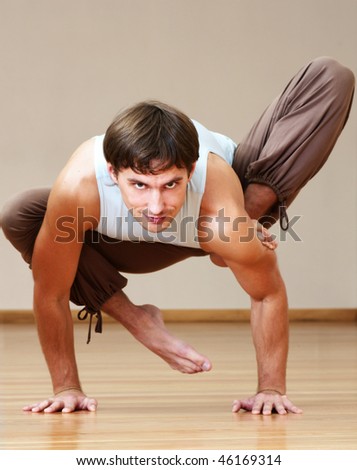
{"left": 143, "top": 214, "right": 167, "bottom": 225}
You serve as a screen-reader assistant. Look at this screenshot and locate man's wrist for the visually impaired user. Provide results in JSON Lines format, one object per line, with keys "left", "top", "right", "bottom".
{"left": 257, "top": 388, "right": 286, "bottom": 395}
{"left": 54, "top": 386, "right": 83, "bottom": 395}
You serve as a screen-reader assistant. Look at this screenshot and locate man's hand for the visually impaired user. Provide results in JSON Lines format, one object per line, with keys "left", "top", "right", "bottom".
{"left": 232, "top": 390, "right": 303, "bottom": 415}
{"left": 23, "top": 388, "right": 97, "bottom": 413}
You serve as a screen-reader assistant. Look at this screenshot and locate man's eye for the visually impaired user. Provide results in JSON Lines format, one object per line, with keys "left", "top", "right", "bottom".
{"left": 165, "top": 181, "right": 177, "bottom": 189}
{"left": 134, "top": 182, "right": 146, "bottom": 189}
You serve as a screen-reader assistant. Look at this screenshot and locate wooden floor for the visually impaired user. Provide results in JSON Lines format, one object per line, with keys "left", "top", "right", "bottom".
{"left": 1, "top": 319, "right": 357, "bottom": 450}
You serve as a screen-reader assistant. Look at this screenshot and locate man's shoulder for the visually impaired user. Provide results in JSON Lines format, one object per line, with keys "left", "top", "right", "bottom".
{"left": 201, "top": 153, "right": 244, "bottom": 216}
{"left": 47, "top": 137, "right": 100, "bottom": 225}
{"left": 66, "top": 137, "right": 97, "bottom": 175}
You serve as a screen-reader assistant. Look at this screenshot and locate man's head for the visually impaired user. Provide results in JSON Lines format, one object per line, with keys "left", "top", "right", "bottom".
{"left": 103, "top": 100, "right": 199, "bottom": 175}
{"left": 103, "top": 101, "right": 199, "bottom": 233}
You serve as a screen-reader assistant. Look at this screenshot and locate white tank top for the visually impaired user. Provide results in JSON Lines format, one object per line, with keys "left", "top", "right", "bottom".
{"left": 94, "top": 119, "right": 236, "bottom": 248}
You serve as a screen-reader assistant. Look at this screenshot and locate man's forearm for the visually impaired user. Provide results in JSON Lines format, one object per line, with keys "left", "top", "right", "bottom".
{"left": 250, "top": 287, "right": 289, "bottom": 394}
{"left": 34, "top": 294, "right": 81, "bottom": 393}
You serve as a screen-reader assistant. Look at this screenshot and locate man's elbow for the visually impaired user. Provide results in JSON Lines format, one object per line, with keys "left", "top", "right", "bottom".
{"left": 33, "top": 281, "right": 69, "bottom": 313}
{"left": 250, "top": 275, "right": 288, "bottom": 306}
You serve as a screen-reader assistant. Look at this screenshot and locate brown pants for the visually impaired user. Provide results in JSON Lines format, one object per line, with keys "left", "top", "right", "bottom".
{"left": 1, "top": 57, "right": 355, "bottom": 328}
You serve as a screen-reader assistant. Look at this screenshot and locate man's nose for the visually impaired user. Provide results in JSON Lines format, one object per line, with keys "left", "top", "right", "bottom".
{"left": 148, "top": 191, "right": 165, "bottom": 215}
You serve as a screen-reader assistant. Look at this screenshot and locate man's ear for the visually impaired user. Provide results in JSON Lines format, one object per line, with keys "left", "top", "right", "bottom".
{"left": 107, "top": 163, "right": 118, "bottom": 184}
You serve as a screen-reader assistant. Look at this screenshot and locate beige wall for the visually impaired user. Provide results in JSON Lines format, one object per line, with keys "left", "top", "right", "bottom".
{"left": 0, "top": 0, "right": 356, "bottom": 310}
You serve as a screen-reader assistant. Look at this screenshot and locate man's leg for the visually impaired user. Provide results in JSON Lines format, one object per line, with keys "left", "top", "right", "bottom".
{"left": 1, "top": 190, "right": 211, "bottom": 373}
{"left": 244, "top": 184, "right": 277, "bottom": 221}
{"left": 232, "top": 57, "right": 355, "bottom": 228}
{"left": 1, "top": 188, "right": 51, "bottom": 265}
{"left": 77, "top": 235, "right": 212, "bottom": 373}
{"left": 102, "top": 291, "right": 211, "bottom": 374}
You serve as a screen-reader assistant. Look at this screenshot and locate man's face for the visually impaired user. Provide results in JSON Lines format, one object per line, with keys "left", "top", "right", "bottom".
{"left": 108, "top": 162, "right": 195, "bottom": 233}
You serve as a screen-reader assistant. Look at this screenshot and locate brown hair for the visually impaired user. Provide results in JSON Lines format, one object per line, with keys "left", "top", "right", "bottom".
{"left": 103, "top": 101, "right": 199, "bottom": 175}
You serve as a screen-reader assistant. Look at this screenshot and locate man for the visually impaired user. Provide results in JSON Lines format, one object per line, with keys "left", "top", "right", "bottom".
{"left": 1, "top": 57, "right": 354, "bottom": 415}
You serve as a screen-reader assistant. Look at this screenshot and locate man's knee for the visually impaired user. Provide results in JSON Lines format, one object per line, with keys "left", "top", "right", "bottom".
{"left": 310, "top": 57, "right": 355, "bottom": 97}
{"left": 1, "top": 188, "right": 49, "bottom": 251}
{"left": 0, "top": 193, "right": 23, "bottom": 240}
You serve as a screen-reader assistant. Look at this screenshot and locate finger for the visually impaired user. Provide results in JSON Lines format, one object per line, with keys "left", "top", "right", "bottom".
{"left": 282, "top": 396, "right": 303, "bottom": 414}
{"left": 23, "top": 403, "right": 41, "bottom": 412}
{"left": 62, "top": 403, "right": 77, "bottom": 413}
{"left": 59, "top": 395, "right": 80, "bottom": 413}
{"left": 232, "top": 398, "right": 254, "bottom": 413}
{"left": 84, "top": 398, "right": 98, "bottom": 412}
{"left": 43, "top": 400, "right": 66, "bottom": 413}
{"left": 251, "top": 398, "right": 264, "bottom": 415}
{"left": 262, "top": 401, "right": 274, "bottom": 415}
{"left": 24, "top": 399, "right": 52, "bottom": 413}
{"left": 63, "top": 397, "right": 98, "bottom": 413}
{"left": 274, "top": 400, "right": 288, "bottom": 415}
{"left": 289, "top": 406, "right": 303, "bottom": 414}
{"left": 232, "top": 400, "right": 242, "bottom": 413}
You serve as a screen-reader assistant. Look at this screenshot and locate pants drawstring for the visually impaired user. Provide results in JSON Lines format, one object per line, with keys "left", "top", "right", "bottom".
{"left": 77, "top": 307, "right": 103, "bottom": 344}
{"left": 279, "top": 201, "right": 290, "bottom": 231}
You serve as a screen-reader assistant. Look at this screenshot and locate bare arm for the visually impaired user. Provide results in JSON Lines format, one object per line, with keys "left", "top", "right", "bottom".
{"left": 229, "top": 249, "right": 288, "bottom": 389}
{"left": 200, "top": 154, "right": 302, "bottom": 414}
{"left": 24, "top": 140, "right": 99, "bottom": 412}
{"left": 32, "top": 201, "right": 82, "bottom": 394}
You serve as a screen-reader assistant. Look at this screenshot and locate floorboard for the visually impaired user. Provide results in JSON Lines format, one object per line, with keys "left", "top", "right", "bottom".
{"left": 1, "top": 321, "right": 357, "bottom": 450}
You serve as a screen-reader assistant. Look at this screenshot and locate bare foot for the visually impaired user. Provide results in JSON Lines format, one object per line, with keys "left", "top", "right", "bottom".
{"left": 102, "top": 292, "right": 212, "bottom": 374}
